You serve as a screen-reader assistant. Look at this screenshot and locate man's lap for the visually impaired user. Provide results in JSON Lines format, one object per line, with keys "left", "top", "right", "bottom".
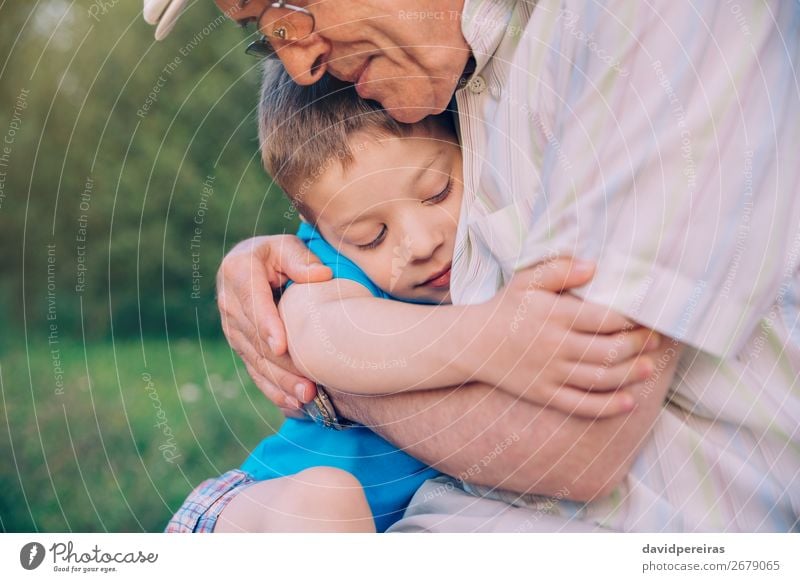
{"left": 391, "top": 405, "right": 797, "bottom": 533}
{"left": 387, "top": 476, "right": 604, "bottom": 533}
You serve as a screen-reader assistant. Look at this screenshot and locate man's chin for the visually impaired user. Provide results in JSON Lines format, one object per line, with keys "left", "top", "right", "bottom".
{"left": 366, "top": 94, "right": 433, "bottom": 122}
{"left": 365, "top": 79, "right": 449, "bottom": 123}
{"left": 384, "top": 103, "right": 443, "bottom": 124}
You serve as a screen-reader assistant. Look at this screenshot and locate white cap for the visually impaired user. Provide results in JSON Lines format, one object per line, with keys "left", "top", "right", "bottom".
{"left": 143, "top": 0, "right": 190, "bottom": 41}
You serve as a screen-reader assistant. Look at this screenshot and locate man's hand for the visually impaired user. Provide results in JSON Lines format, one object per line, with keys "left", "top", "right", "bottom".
{"left": 217, "top": 235, "right": 332, "bottom": 412}
{"left": 468, "top": 259, "right": 660, "bottom": 418}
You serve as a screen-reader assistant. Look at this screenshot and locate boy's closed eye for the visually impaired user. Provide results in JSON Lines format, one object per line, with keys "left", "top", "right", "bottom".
{"left": 357, "top": 225, "right": 387, "bottom": 250}
{"left": 423, "top": 176, "right": 454, "bottom": 205}
{"left": 353, "top": 177, "right": 455, "bottom": 251}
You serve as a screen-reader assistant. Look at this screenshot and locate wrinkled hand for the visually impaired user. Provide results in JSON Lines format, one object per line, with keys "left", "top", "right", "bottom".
{"left": 474, "top": 258, "right": 660, "bottom": 418}
{"left": 217, "top": 235, "right": 332, "bottom": 414}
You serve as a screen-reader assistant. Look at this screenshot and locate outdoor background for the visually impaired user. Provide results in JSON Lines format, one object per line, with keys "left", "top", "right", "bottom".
{"left": 0, "top": 0, "right": 294, "bottom": 531}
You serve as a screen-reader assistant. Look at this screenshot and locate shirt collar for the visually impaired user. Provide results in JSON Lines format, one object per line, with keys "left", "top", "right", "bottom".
{"left": 460, "top": 0, "right": 518, "bottom": 76}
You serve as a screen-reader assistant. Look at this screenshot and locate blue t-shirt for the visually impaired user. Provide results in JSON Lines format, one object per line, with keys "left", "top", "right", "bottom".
{"left": 240, "top": 222, "right": 440, "bottom": 532}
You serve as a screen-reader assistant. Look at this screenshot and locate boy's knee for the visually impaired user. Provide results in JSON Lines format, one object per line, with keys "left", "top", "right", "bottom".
{"left": 290, "top": 467, "right": 372, "bottom": 521}
{"left": 295, "top": 466, "right": 364, "bottom": 492}
{"left": 219, "top": 468, "right": 374, "bottom": 532}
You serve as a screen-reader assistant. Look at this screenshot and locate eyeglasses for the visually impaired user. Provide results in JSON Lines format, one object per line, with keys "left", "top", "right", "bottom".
{"left": 244, "top": 1, "right": 315, "bottom": 59}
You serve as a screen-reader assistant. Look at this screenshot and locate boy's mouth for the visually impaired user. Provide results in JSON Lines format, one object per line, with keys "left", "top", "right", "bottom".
{"left": 417, "top": 262, "right": 452, "bottom": 289}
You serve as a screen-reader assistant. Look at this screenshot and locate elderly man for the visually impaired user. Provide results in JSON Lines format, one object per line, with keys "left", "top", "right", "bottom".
{"left": 147, "top": 0, "right": 799, "bottom": 531}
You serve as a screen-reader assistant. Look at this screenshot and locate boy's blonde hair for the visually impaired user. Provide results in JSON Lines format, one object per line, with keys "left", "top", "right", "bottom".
{"left": 257, "top": 62, "right": 453, "bottom": 221}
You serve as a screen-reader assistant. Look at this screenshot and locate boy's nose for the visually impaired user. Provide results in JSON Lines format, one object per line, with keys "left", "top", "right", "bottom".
{"left": 406, "top": 226, "right": 445, "bottom": 263}
{"left": 277, "top": 36, "right": 330, "bottom": 85}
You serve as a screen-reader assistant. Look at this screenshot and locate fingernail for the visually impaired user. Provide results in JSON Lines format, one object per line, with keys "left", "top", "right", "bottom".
{"left": 287, "top": 396, "right": 301, "bottom": 409}
{"left": 295, "top": 383, "right": 308, "bottom": 402}
{"left": 267, "top": 337, "right": 278, "bottom": 354}
{"left": 573, "top": 260, "right": 593, "bottom": 274}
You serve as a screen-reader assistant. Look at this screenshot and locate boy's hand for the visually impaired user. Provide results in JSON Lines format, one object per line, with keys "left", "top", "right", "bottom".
{"left": 217, "top": 235, "right": 332, "bottom": 411}
{"left": 472, "top": 258, "right": 661, "bottom": 418}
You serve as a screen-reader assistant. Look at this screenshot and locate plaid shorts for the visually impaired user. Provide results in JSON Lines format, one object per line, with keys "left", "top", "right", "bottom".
{"left": 165, "top": 469, "right": 256, "bottom": 533}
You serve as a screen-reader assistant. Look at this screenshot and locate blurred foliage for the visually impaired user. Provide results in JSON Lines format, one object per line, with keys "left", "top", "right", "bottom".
{"left": 0, "top": 0, "right": 296, "bottom": 341}
{"left": 0, "top": 339, "right": 284, "bottom": 532}
{"left": 0, "top": 1, "right": 293, "bottom": 532}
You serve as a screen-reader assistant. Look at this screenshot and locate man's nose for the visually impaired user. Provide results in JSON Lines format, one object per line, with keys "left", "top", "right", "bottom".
{"left": 277, "top": 35, "right": 330, "bottom": 85}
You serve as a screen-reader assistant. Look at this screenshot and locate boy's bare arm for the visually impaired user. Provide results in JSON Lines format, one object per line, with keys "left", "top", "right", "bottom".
{"left": 280, "top": 269, "right": 659, "bottom": 418}
{"left": 278, "top": 278, "right": 477, "bottom": 394}
{"left": 331, "top": 341, "right": 682, "bottom": 501}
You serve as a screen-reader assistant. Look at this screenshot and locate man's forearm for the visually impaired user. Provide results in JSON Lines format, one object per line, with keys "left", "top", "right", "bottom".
{"left": 332, "top": 342, "right": 679, "bottom": 501}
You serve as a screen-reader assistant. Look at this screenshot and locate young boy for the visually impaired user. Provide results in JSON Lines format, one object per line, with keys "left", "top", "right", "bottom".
{"left": 166, "top": 64, "right": 642, "bottom": 533}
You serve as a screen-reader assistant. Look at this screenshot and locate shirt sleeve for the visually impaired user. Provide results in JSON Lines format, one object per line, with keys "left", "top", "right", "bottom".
{"left": 486, "top": 0, "right": 800, "bottom": 357}
{"left": 292, "top": 222, "right": 389, "bottom": 299}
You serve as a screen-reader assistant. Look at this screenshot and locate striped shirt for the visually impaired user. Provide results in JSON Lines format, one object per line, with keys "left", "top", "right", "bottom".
{"left": 452, "top": 0, "right": 800, "bottom": 531}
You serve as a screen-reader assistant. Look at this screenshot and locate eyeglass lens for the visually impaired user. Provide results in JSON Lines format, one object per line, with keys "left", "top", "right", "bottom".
{"left": 259, "top": 4, "right": 314, "bottom": 41}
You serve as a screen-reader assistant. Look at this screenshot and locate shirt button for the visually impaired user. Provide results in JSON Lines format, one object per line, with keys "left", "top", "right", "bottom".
{"left": 467, "top": 75, "right": 487, "bottom": 94}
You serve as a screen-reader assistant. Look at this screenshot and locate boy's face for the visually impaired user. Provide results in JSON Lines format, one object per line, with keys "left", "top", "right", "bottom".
{"left": 305, "top": 123, "right": 463, "bottom": 303}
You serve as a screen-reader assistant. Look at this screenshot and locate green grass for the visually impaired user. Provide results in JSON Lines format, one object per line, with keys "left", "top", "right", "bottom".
{"left": 0, "top": 337, "right": 285, "bottom": 532}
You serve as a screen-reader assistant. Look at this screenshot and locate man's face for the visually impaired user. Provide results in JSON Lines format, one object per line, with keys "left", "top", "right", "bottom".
{"left": 215, "top": 0, "right": 470, "bottom": 123}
